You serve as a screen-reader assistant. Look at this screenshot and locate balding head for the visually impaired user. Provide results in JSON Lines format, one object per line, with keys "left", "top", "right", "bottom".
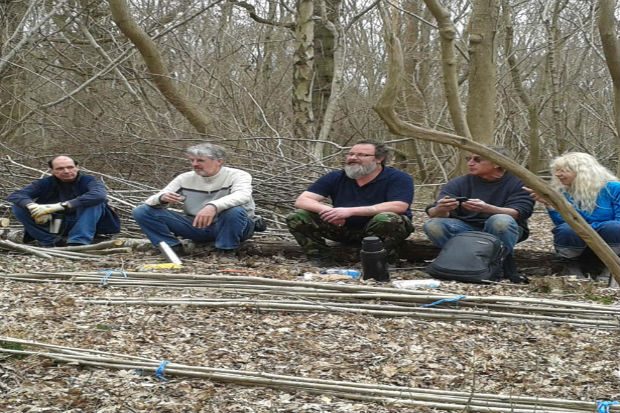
{"left": 49, "top": 155, "right": 79, "bottom": 182}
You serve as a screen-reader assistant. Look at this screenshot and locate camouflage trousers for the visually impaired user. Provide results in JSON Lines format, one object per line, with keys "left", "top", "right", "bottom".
{"left": 285, "top": 210, "right": 414, "bottom": 257}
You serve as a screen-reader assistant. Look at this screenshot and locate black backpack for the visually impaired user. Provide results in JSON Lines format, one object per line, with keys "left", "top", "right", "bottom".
{"left": 425, "top": 231, "right": 509, "bottom": 283}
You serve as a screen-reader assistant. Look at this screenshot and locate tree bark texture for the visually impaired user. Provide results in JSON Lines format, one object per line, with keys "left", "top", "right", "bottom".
{"left": 374, "top": 27, "right": 620, "bottom": 285}
{"left": 466, "top": 0, "right": 499, "bottom": 144}
{"left": 313, "top": 0, "right": 340, "bottom": 133}
{"left": 543, "top": 0, "right": 567, "bottom": 154}
{"left": 109, "top": 0, "right": 211, "bottom": 134}
{"left": 397, "top": 0, "right": 430, "bottom": 179}
{"left": 292, "top": 0, "right": 317, "bottom": 152}
{"left": 315, "top": 0, "right": 345, "bottom": 156}
{"left": 422, "top": 0, "right": 471, "bottom": 141}
{"left": 597, "top": 0, "right": 620, "bottom": 176}
{"left": 502, "top": 0, "right": 542, "bottom": 173}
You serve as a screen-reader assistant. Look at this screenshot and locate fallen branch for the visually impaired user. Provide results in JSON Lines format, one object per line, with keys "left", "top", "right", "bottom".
{"left": 0, "top": 336, "right": 611, "bottom": 413}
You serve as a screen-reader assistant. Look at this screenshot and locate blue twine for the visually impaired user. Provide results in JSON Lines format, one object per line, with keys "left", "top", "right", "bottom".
{"left": 155, "top": 360, "right": 170, "bottom": 381}
{"left": 99, "top": 270, "right": 114, "bottom": 286}
{"left": 422, "top": 295, "right": 466, "bottom": 308}
{"left": 99, "top": 269, "right": 128, "bottom": 286}
{"left": 597, "top": 401, "right": 620, "bottom": 413}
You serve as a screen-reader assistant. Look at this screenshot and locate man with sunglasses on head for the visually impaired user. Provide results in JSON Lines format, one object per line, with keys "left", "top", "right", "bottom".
{"left": 423, "top": 146, "right": 534, "bottom": 256}
{"left": 287, "top": 140, "right": 414, "bottom": 261}
{"left": 7, "top": 155, "right": 121, "bottom": 247}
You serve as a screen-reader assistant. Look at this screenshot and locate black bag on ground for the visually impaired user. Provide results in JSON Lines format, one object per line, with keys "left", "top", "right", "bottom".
{"left": 425, "top": 231, "right": 508, "bottom": 283}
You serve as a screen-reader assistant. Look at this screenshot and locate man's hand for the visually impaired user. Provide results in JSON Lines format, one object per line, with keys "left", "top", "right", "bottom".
{"left": 27, "top": 203, "right": 65, "bottom": 218}
{"left": 460, "top": 198, "right": 490, "bottom": 213}
{"left": 319, "top": 208, "right": 352, "bottom": 225}
{"left": 159, "top": 192, "right": 185, "bottom": 205}
{"left": 193, "top": 204, "right": 217, "bottom": 228}
{"left": 434, "top": 196, "right": 460, "bottom": 213}
{"left": 522, "top": 186, "right": 550, "bottom": 207}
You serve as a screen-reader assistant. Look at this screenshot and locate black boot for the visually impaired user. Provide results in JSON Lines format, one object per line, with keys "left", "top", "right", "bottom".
{"left": 560, "top": 258, "right": 586, "bottom": 278}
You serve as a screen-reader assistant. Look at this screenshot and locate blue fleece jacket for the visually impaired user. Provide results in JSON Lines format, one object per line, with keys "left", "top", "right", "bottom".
{"left": 547, "top": 181, "right": 620, "bottom": 229}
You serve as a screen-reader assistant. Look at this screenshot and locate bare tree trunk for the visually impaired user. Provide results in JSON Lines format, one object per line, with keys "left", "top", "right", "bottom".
{"left": 502, "top": 0, "right": 542, "bottom": 173}
{"left": 543, "top": 0, "right": 567, "bottom": 154}
{"left": 466, "top": 0, "right": 499, "bottom": 145}
{"left": 422, "top": 0, "right": 472, "bottom": 176}
{"left": 313, "top": 0, "right": 341, "bottom": 133}
{"left": 374, "top": 26, "right": 620, "bottom": 284}
{"left": 293, "top": 0, "right": 317, "bottom": 156}
{"left": 422, "top": 0, "right": 471, "bottom": 140}
{"left": 0, "top": 0, "right": 27, "bottom": 144}
{"left": 315, "top": 0, "right": 345, "bottom": 155}
{"left": 598, "top": 0, "right": 620, "bottom": 175}
{"left": 109, "top": 0, "right": 211, "bottom": 134}
{"left": 393, "top": 1, "right": 430, "bottom": 180}
{"left": 257, "top": 1, "right": 278, "bottom": 82}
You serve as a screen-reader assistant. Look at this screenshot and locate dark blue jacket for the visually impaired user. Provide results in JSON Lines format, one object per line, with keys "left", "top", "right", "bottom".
{"left": 7, "top": 173, "right": 121, "bottom": 234}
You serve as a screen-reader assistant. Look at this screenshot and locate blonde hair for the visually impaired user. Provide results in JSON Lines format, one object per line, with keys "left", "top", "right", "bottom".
{"left": 550, "top": 152, "right": 618, "bottom": 212}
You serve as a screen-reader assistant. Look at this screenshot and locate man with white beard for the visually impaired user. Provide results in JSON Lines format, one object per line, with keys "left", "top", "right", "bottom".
{"left": 286, "top": 141, "right": 414, "bottom": 261}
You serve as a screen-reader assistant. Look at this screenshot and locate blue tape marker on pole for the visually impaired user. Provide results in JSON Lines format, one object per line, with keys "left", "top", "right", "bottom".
{"left": 99, "top": 270, "right": 114, "bottom": 286}
{"left": 155, "top": 360, "right": 171, "bottom": 381}
{"left": 597, "top": 401, "right": 620, "bottom": 413}
{"left": 421, "top": 295, "right": 466, "bottom": 308}
{"left": 99, "top": 269, "right": 128, "bottom": 286}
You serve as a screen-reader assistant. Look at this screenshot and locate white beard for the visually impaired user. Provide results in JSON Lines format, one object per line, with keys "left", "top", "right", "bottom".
{"left": 344, "top": 162, "right": 378, "bottom": 179}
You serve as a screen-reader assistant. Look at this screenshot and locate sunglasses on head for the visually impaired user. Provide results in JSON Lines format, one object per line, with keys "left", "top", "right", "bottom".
{"left": 465, "top": 155, "right": 484, "bottom": 163}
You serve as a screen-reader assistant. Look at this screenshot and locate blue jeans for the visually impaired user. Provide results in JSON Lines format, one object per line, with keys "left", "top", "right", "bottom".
{"left": 423, "top": 214, "right": 521, "bottom": 253}
{"left": 12, "top": 203, "right": 106, "bottom": 246}
{"left": 553, "top": 221, "right": 620, "bottom": 258}
{"left": 132, "top": 204, "right": 254, "bottom": 250}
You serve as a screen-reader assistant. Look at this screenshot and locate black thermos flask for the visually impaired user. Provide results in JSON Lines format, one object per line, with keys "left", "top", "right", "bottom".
{"left": 361, "top": 236, "right": 390, "bottom": 282}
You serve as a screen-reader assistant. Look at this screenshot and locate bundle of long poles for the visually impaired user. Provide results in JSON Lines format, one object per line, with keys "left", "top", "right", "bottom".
{"left": 2, "top": 272, "right": 619, "bottom": 328}
{"left": 0, "top": 337, "right": 614, "bottom": 413}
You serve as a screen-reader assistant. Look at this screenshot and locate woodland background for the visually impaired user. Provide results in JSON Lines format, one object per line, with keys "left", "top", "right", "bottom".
{"left": 2, "top": 2, "right": 620, "bottom": 412}
{"left": 2, "top": 0, "right": 620, "bottom": 213}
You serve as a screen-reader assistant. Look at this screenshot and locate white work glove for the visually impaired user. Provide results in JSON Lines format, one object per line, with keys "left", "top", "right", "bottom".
{"left": 26, "top": 204, "right": 52, "bottom": 224}
{"left": 34, "top": 214, "right": 52, "bottom": 224}
{"left": 27, "top": 202, "right": 65, "bottom": 218}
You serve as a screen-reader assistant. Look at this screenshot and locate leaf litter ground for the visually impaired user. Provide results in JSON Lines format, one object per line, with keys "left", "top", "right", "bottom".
{"left": 1, "top": 212, "right": 619, "bottom": 412}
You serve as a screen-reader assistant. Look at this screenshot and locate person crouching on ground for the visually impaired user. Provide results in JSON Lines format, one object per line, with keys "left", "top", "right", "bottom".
{"left": 423, "top": 146, "right": 534, "bottom": 256}
{"left": 524, "top": 152, "right": 620, "bottom": 280}
{"left": 286, "top": 140, "right": 414, "bottom": 262}
{"left": 133, "top": 143, "right": 256, "bottom": 256}
{"left": 6, "top": 155, "right": 120, "bottom": 247}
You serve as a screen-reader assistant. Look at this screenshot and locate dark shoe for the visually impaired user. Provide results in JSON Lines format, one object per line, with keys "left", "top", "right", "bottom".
{"left": 595, "top": 268, "right": 611, "bottom": 284}
{"left": 212, "top": 249, "right": 238, "bottom": 260}
{"left": 52, "top": 239, "right": 67, "bottom": 248}
{"left": 170, "top": 244, "right": 188, "bottom": 257}
{"left": 214, "top": 248, "right": 237, "bottom": 255}
{"left": 561, "top": 261, "right": 587, "bottom": 278}
{"left": 306, "top": 253, "right": 338, "bottom": 268}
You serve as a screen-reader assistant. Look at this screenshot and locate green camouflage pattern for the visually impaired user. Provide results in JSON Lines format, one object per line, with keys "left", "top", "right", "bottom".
{"left": 286, "top": 210, "right": 413, "bottom": 257}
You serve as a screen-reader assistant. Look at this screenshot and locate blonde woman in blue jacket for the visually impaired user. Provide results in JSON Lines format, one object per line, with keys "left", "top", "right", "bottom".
{"left": 527, "top": 152, "right": 620, "bottom": 279}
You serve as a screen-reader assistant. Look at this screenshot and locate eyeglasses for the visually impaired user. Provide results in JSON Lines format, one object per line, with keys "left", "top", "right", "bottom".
{"left": 346, "top": 153, "right": 375, "bottom": 158}
{"left": 465, "top": 155, "right": 485, "bottom": 163}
